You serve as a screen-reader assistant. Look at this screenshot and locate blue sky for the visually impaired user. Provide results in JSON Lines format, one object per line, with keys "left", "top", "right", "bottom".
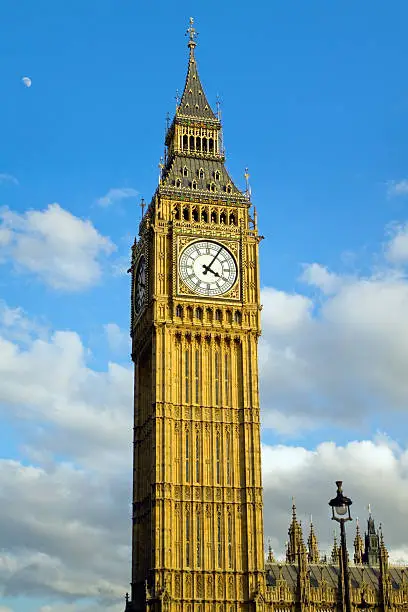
{"left": 1, "top": 2, "right": 408, "bottom": 611}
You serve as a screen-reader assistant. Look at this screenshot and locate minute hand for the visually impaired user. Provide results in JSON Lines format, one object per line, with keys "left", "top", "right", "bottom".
{"left": 202, "top": 246, "right": 223, "bottom": 275}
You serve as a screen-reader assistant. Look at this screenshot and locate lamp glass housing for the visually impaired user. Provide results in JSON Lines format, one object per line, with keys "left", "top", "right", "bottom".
{"left": 334, "top": 504, "right": 348, "bottom": 517}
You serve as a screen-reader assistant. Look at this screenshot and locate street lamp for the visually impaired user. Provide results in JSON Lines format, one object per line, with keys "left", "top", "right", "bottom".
{"left": 329, "top": 481, "right": 353, "bottom": 612}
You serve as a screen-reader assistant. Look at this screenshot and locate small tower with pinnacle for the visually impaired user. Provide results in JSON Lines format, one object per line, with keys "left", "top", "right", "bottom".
{"left": 354, "top": 518, "right": 364, "bottom": 564}
{"left": 363, "top": 506, "right": 380, "bottom": 566}
{"left": 331, "top": 532, "right": 340, "bottom": 564}
{"left": 307, "top": 516, "right": 320, "bottom": 563}
{"left": 286, "top": 499, "right": 304, "bottom": 563}
{"left": 266, "top": 537, "right": 275, "bottom": 564}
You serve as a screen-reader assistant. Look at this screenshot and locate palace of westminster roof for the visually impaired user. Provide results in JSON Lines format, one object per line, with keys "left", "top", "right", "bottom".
{"left": 264, "top": 501, "right": 408, "bottom": 604}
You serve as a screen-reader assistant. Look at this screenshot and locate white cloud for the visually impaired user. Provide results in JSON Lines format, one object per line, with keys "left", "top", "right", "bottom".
{"left": 386, "top": 222, "right": 408, "bottom": 264}
{"left": 104, "top": 323, "right": 130, "bottom": 355}
{"left": 0, "top": 308, "right": 132, "bottom": 605}
{"left": 387, "top": 179, "right": 408, "bottom": 197}
{"left": 0, "top": 301, "right": 48, "bottom": 345}
{"left": 261, "top": 287, "right": 312, "bottom": 334}
{"left": 300, "top": 262, "right": 342, "bottom": 295}
{"left": 97, "top": 188, "right": 138, "bottom": 208}
{"left": 0, "top": 173, "right": 18, "bottom": 186}
{"left": 0, "top": 306, "right": 133, "bottom": 472}
{"left": 259, "top": 224, "right": 408, "bottom": 436}
{"left": 0, "top": 204, "right": 115, "bottom": 291}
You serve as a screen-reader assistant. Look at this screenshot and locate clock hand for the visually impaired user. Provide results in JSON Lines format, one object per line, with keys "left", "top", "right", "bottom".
{"left": 202, "top": 246, "right": 223, "bottom": 275}
{"left": 202, "top": 264, "right": 219, "bottom": 277}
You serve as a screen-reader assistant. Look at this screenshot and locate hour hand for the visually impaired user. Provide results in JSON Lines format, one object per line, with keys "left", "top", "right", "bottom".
{"left": 202, "top": 264, "right": 219, "bottom": 277}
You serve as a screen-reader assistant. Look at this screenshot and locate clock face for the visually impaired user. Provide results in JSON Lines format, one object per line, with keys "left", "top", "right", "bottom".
{"left": 134, "top": 256, "right": 146, "bottom": 314}
{"left": 179, "top": 240, "right": 237, "bottom": 296}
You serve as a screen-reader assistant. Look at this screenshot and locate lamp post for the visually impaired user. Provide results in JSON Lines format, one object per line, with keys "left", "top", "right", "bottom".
{"left": 329, "top": 481, "right": 353, "bottom": 612}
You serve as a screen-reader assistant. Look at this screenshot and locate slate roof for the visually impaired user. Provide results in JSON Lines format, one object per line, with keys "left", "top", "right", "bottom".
{"left": 160, "top": 154, "right": 244, "bottom": 200}
{"left": 177, "top": 47, "right": 217, "bottom": 121}
{"left": 265, "top": 563, "right": 407, "bottom": 591}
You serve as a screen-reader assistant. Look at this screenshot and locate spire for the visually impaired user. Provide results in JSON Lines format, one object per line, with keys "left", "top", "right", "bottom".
{"left": 378, "top": 524, "right": 392, "bottom": 609}
{"left": 331, "top": 532, "right": 340, "bottom": 563}
{"left": 266, "top": 537, "right": 275, "bottom": 564}
{"left": 159, "top": 18, "right": 245, "bottom": 202}
{"left": 354, "top": 517, "right": 364, "bottom": 564}
{"left": 307, "top": 516, "right": 320, "bottom": 563}
{"left": 177, "top": 17, "right": 217, "bottom": 120}
{"left": 363, "top": 507, "right": 380, "bottom": 566}
{"left": 286, "top": 499, "right": 304, "bottom": 563}
{"left": 379, "top": 525, "right": 389, "bottom": 568}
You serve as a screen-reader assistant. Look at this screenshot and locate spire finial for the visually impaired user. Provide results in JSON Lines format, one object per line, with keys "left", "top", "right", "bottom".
{"left": 244, "top": 167, "right": 252, "bottom": 199}
{"left": 367, "top": 503, "right": 371, "bottom": 516}
{"left": 158, "top": 156, "right": 165, "bottom": 184}
{"left": 186, "top": 17, "right": 198, "bottom": 54}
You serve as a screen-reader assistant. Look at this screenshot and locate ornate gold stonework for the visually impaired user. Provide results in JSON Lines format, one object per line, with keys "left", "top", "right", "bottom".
{"left": 125, "top": 17, "right": 408, "bottom": 612}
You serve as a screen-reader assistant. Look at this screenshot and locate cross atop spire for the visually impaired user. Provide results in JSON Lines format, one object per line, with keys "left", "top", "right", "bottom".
{"left": 186, "top": 17, "right": 198, "bottom": 54}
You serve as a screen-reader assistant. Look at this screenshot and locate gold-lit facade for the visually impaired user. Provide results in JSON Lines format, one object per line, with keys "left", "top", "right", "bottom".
{"left": 125, "top": 19, "right": 408, "bottom": 612}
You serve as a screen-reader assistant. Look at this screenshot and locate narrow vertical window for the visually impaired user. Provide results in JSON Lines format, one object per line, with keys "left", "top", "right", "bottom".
{"left": 225, "top": 353, "right": 229, "bottom": 404}
{"left": 195, "top": 349, "right": 200, "bottom": 404}
{"left": 185, "top": 349, "right": 190, "bottom": 403}
{"left": 177, "top": 513, "right": 181, "bottom": 567}
{"left": 196, "top": 513, "right": 201, "bottom": 567}
{"left": 215, "top": 352, "right": 220, "bottom": 406}
{"left": 217, "top": 513, "right": 222, "bottom": 567}
{"left": 226, "top": 432, "right": 231, "bottom": 485}
{"left": 195, "top": 432, "right": 200, "bottom": 482}
{"left": 185, "top": 431, "right": 190, "bottom": 482}
{"left": 186, "top": 512, "right": 191, "bottom": 566}
{"left": 228, "top": 514, "right": 233, "bottom": 568}
{"left": 216, "top": 433, "right": 221, "bottom": 484}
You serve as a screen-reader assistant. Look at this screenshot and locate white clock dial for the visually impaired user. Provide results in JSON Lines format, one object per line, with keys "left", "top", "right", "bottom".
{"left": 179, "top": 240, "right": 237, "bottom": 296}
{"left": 134, "top": 256, "right": 146, "bottom": 314}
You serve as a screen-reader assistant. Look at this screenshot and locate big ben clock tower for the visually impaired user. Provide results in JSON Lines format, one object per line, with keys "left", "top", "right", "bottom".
{"left": 128, "top": 18, "right": 265, "bottom": 611}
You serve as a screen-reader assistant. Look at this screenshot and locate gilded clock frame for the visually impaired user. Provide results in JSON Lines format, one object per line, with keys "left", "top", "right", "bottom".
{"left": 174, "top": 234, "right": 241, "bottom": 301}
